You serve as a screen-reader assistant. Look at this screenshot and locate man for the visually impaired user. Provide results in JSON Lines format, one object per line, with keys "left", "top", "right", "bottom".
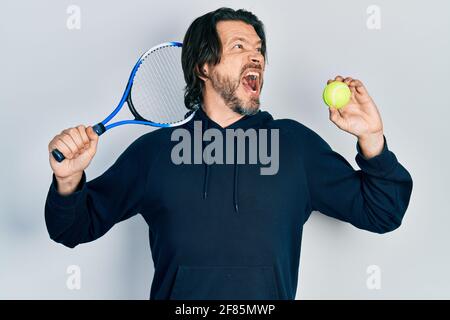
{"left": 45, "top": 8, "right": 413, "bottom": 300}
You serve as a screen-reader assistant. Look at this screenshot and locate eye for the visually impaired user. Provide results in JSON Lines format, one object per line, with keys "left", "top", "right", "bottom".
{"left": 233, "top": 43, "right": 243, "bottom": 49}
{"left": 256, "top": 47, "right": 262, "bottom": 53}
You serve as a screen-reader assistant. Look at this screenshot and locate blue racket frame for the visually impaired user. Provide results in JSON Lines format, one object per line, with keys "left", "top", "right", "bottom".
{"left": 52, "top": 41, "right": 197, "bottom": 162}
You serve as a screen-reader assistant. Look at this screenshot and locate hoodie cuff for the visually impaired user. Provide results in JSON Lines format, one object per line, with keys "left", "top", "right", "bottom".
{"left": 47, "top": 172, "right": 87, "bottom": 209}
{"left": 355, "top": 135, "right": 398, "bottom": 177}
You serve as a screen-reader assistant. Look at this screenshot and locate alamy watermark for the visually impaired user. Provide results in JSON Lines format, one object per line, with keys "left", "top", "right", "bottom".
{"left": 366, "top": 264, "right": 381, "bottom": 290}
{"left": 171, "top": 121, "right": 279, "bottom": 175}
{"left": 66, "top": 5, "right": 81, "bottom": 30}
{"left": 66, "top": 265, "right": 81, "bottom": 290}
{"left": 366, "top": 5, "right": 381, "bottom": 30}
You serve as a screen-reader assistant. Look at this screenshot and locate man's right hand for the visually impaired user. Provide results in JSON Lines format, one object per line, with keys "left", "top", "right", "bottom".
{"left": 48, "top": 125, "right": 99, "bottom": 195}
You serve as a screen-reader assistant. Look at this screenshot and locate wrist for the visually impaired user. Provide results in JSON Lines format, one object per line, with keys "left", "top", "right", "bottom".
{"left": 357, "top": 132, "right": 385, "bottom": 159}
{"left": 55, "top": 171, "right": 83, "bottom": 195}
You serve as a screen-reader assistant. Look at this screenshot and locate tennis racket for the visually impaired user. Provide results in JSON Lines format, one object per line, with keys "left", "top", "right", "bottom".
{"left": 52, "top": 41, "right": 197, "bottom": 162}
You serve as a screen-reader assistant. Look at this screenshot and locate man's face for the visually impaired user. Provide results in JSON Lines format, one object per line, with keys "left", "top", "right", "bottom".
{"left": 205, "top": 20, "right": 265, "bottom": 116}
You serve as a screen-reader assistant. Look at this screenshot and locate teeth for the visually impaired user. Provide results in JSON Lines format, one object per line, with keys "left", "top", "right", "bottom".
{"left": 245, "top": 72, "right": 259, "bottom": 78}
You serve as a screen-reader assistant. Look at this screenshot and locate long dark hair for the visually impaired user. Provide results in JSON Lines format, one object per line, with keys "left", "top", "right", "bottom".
{"left": 181, "top": 7, "right": 267, "bottom": 110}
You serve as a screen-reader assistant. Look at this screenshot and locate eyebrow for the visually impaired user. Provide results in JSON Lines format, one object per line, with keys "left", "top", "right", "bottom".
{"left": 227, "top": 36, "right": 262, "bottom": 46}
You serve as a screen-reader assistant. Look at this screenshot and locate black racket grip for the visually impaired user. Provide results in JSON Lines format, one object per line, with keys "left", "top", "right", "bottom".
{"left": 51, "top": 123, "right": 106, "bottom": 163}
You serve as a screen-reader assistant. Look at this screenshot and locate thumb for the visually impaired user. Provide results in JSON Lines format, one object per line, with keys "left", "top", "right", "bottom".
{"left": 86, "top": 126, "right": 99, "bottom": 154}
{"left": 328, "top": 106, "right": 346, "bottom": 130}
{"left": 86, "top": 126, "right": 99, "bottom": 142}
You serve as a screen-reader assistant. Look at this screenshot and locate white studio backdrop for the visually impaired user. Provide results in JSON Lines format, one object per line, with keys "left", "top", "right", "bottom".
{"left": 1, "top": 0, "right": 449, "bottom": 299}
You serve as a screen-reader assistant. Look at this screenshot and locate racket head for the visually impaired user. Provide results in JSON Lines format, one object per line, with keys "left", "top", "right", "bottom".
{"left": 127, "top": 42, "right": 197, "bottom": 127}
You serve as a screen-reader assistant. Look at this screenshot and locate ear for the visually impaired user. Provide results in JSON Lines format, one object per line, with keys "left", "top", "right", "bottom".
{"left": 196, "top": 63, "right": 209, "bottom": 82}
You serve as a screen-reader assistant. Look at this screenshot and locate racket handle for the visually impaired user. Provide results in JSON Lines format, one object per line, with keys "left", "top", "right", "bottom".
{"left": 51, "top": 149, "right": 66, "bottom": 162}
{"left": 51, "top": 123, "right": 106, "bottom": 163}
{"left": 92, "top": 123, "right": 106, "bottom": 136}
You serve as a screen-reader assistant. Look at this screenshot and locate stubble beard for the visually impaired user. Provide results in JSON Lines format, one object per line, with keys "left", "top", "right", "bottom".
{"left": 209, "top": 69, "right": 261, "bottom": 116}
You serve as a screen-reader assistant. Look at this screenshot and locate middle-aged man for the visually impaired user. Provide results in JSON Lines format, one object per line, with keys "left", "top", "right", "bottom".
{"left": 45, "top": 8, "right": 413, "bottom": 299}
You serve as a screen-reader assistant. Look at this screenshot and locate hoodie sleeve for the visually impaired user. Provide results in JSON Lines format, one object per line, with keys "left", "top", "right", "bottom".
{"left": 44, "top": 134, "right": 151, "bottom": 248}
{"left": 301, "top": 126, "right": 413, "bottom": 233}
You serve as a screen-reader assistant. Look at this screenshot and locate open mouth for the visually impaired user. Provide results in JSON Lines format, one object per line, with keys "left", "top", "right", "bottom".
{"left": 241, "top": 71, "right": 260, "bottom": 95}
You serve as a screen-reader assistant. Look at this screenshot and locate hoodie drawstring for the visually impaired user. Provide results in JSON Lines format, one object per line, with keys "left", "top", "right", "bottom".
{"left": 202, "top": 119, "right": 210, "bottom": 200}
{"left": 201, "top": 116, "right": 239, "bottom": 213}
{"left": 233, "top": 163, "right": 239, "bottom": 213}
{"left": 203, "top": 165, "right": 210, "bottom": 200}
{"left": 195, "top": 106, "right": 273, "bottom": 214}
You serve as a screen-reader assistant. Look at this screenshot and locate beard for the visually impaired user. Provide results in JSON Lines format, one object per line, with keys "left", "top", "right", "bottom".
{"left": 209, "top": 68, "right": 262, "bottom": 116}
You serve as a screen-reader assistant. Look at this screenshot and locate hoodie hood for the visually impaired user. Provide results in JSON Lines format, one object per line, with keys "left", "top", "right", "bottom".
{"left": 186, "top": 106, "right": 274, "bottom": 213}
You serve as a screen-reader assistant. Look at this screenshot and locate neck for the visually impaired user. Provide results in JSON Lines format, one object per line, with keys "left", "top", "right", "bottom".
{"left": 201, "top": 87, "right": 244, "bottom": 128}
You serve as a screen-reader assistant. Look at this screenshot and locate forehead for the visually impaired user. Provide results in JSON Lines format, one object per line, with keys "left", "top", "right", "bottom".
{"left": 216, "top": 20, "right": 261, "bottom": 44}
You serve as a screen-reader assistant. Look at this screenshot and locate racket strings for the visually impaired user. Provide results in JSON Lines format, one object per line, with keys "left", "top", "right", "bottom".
{"left": 135, "top": 51, "right": 170, "bottom": 121}
{"left": 153, "top": 49, "right": 180, "bottom": 119}
{"left": 131, "top": 45, "right": 189, "bottom": 124}
{"left": 163, "top": 49, "right": 186, "bottom": 117}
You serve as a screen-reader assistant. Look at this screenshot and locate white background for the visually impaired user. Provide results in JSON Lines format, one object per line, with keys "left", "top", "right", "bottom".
{"left": 1, "top": 0, "right": 449, "bottom": 299}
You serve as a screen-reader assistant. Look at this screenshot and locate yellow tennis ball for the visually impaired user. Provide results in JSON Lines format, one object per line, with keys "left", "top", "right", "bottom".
{"left": 323, "top": 81, "right": 351, "bottom": 109}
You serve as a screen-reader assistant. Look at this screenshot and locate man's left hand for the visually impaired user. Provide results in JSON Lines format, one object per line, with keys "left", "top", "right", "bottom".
{"left": 327, "top": 75, "right": 385, "bottom": 159}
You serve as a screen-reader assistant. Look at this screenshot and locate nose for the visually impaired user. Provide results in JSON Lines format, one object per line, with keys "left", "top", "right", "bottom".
{"left": 251, "top": 56, "right": 261, "bottom": 64}
{"left": 249, "top": 51, "right": 264, "bottom": 66}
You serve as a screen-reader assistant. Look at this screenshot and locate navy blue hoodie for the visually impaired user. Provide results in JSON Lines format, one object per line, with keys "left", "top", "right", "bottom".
{"left": 45, "top": 107, "right": 413, "bottom": 299}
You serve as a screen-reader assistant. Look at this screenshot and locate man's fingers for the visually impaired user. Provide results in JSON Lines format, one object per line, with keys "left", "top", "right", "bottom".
{"left": 352, "top": 79, "right": 368, "bottom": 94}
{"left": 51, "top": 138, "right": 74, "bottom": 160}
{"left": 328, "top": 106, "right": 349, "bottom": 131}
{"left": 329, "top": 106, "right": 341, "bottom": 122}
{"left": 327, "top": 77, "right": 368, "bottom": 97}
{"left": 48, "top": 125, "right": 98, "bottom": 164}
{"left": 343, "top": 77, "right": 353, "bottom": 85}
{"left": 63, "top": 127, "right": 85, "bottom": 151}
{"left": 77, "top": 125, "right": 90, "bottom": 149}
{"left": 328, "top": 76, "right": 359, "bottom": 86}
{"left": 60, "top": 133, "right": 80, "bottom": 156}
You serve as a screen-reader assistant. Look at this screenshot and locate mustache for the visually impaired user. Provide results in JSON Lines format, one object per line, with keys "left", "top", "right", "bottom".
{"left": 240, "top": 63, "right": 263, "bottom": 77}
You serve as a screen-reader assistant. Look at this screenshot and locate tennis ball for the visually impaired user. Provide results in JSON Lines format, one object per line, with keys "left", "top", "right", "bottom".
{"left": 322, "top": 81, "right": 351, "bottom": 109}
